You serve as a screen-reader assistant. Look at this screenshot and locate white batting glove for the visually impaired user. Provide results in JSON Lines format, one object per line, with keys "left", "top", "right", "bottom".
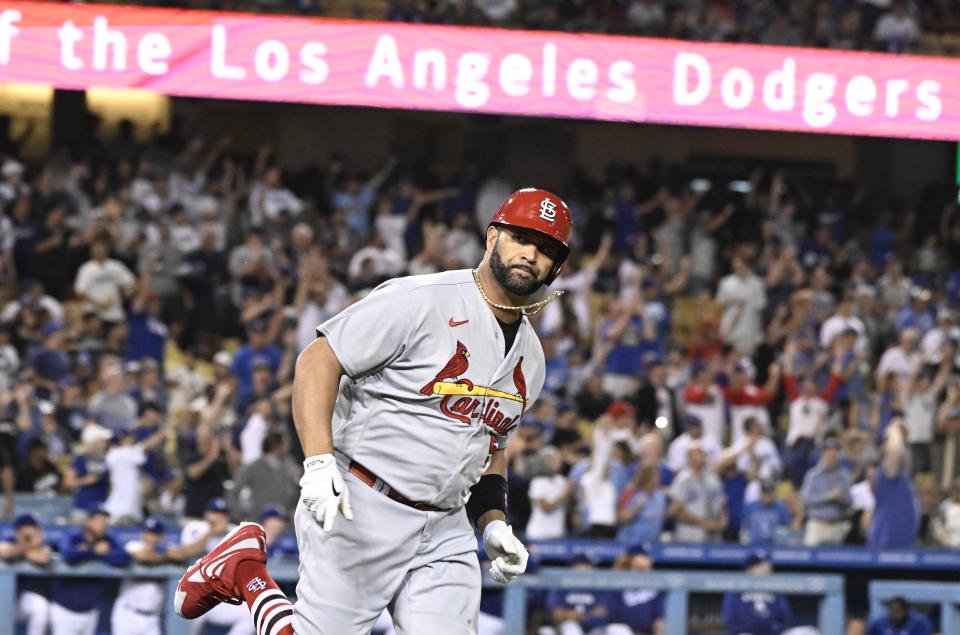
{"left": 483, "top": 520, "right": 528, "bottom": 584}
{"left": 300, "top": 454, "right": 353, "bottom": 532}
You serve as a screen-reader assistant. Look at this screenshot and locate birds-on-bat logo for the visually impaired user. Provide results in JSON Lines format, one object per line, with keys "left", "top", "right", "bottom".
{"left": 422, "top": 341, "right": 527, "bottom": 435}
{"left": 420, "top": 341, "right": 472, "bottom": 395}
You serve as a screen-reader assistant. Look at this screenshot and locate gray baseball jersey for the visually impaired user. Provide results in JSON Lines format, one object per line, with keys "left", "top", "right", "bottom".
{"left": 317, "top": 268, "right": 545, "bottom": 510}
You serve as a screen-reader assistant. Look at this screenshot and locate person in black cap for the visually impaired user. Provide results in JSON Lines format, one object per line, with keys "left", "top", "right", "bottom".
{"left": 866, "top": 596, "right": 932, "bottom": 635}
{"left": 52, "top": 504, "right": 131, "bottom": 635}
{"left": 608, "top": 543, "right": 664, "bottom": 635}
{"left": 722, "top": 549, "right": 793, "bottom": 635}
{"left": 0, "top": 512, "right": 52, "bottom": 635}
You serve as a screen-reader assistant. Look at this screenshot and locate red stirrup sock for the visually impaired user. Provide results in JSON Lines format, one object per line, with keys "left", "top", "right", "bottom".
{"left": 235, "top": 559, "right": 295, "bottom": 635}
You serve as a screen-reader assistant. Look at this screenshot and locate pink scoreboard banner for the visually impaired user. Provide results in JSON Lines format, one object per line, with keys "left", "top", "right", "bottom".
{"left": 0, "top": 0, "right": 958, "bottom": 139}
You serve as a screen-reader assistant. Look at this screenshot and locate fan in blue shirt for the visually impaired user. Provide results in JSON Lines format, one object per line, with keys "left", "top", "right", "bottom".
{"left": 867, "top": 597, "right": 932, "bottom": 635}
{"left": 741, "top": 481, "right": 793, "bottom": 545}
{"left": 231, "top": 319, "right": 281, "bottom": 393}
{"left": 868, "top": 423, "right": 919, "bottom": 549}
{"left": 723, "top": 550, "right": 792, "bottom": 635}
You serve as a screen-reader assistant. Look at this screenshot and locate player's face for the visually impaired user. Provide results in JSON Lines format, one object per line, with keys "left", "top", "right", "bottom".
{"left": 488, "top": 227, "right": 557, "bottom": 296}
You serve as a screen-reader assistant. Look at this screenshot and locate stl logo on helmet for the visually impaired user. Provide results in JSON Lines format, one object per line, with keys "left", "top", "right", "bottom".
{"left": 420, "top": 341, "right": 527, "bottom": 436}
{"left": 538, "top": 197, "right": 557, "bottom": 222}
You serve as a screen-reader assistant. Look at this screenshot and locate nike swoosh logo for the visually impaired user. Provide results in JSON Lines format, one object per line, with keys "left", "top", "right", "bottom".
{"left": 332, "top": 482, "right": 341, "bottom": 496}
{"left": 449, "top": 318, "right": 469, "bottom": 327}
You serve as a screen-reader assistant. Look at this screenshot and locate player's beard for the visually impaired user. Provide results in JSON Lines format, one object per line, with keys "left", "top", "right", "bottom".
{"left": 490, "top": 242, "right": 544, "bottom": 296}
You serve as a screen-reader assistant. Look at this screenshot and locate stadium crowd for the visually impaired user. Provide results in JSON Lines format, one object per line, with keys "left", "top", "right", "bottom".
{"left": 76, "top": 0, "right": 960, "bottom": 57}
{"left": 0, "top": 110, "right": 956, "bottom": 631}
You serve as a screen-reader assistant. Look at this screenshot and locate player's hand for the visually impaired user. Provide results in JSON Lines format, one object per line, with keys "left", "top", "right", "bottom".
{"left": 299, "top": 454, "right": 353, "bottom": 532}
{"left": 483, "top": 520, "right": 528, "bottom": 584}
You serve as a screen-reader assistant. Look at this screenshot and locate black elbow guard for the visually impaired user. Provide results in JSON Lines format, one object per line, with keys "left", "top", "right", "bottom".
{"left": 466, "top": 474, "right": 508, "bottom": 526}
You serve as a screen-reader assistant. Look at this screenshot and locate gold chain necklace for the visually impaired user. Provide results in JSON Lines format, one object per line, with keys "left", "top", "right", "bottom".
{"left": 471, "top": 268, "right": 564, "bottom": 317}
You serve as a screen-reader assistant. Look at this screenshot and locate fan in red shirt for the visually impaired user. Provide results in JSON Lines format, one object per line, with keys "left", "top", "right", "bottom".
{"left": 688, "top": 315, "right": 723, "bottom": 363}
{"left": 722, "top": 358, "right": 782, "bottom": 445}
{"left": 682, "top": 358, "right": 726, "bottom": 446}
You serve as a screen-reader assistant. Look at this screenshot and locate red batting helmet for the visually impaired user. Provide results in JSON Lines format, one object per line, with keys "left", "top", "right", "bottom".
{"left": 489, "top": 188, "right": 573, "bottom": 285}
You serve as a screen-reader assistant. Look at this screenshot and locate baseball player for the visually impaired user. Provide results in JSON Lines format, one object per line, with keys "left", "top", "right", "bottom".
{"left": 173, "top": 188, "right": 573, "bottom": 635}
{"left": 111, "top": 516, "right": 169, "bottom": 635}
{"left": 0, "top": 512, "right": 52, "bottom": 635}
{"left": 53, "top": 504, "right": 132, "bottom": 635}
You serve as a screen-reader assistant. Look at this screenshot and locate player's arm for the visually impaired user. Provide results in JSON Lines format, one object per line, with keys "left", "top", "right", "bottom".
{"left": 474, "top": 449, "right": 509, "bottom": 534}
{"left": 292, "top": 337, "right": 342, "bottom": 458}
{"left": 473, "top": 449, "right": 529, "bottom": 584}
{"left": 293, "top": 336, "right": 354, "bottom": 532}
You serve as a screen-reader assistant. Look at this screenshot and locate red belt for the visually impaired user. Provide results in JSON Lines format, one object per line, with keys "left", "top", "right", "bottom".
{"left": 348, "top": 461, "right": 444, "bottom": 512}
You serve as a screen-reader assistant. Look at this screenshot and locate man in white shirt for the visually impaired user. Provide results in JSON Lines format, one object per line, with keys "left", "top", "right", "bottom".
{"left": 73, "top": 239, "right": 137, "bottom": 323}
{"left": 0, "top": 278, "right": 64, "bottom": 323}
{"left": 876, "top": 328, "right": 920, "bottom": 381}
{"left": 819, "top": 296, "right": 867, "bottom": 353}
{"left": 102, "top": 421, "right": 168, "bottom": 525}
{"left": 873, "top": 1, "right": 919, "bottom": 51}
{"left": 526, "top": 446, "right": 572, "bottom": 540}
{"left": 715, "top": 256, "right": 766, "bottom": 357}
{"left": 346, "top": 233, "right": 404, "bottom": 282}
{"left": 669, "top": 442, "right": 727, "bottom": 543}
{"left": 920, "top": 309, "right": 957, "bottom": 365}
{"left": 248, "top": 166, "right": 303, "bottom": 227}
{"left": 667, "top": 414, "right": 721, "bottom": 473}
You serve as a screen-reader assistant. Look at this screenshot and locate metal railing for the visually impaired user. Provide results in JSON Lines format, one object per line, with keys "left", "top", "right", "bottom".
{"left": 0, "top": 560, "right": 845, "bottom": 635}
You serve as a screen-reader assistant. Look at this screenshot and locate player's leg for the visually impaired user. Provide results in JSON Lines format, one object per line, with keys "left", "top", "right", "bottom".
{"left": 175, "top": 522, "right": 294, "bottom": 635}
{"left": 292, "top": 470, "right": 424, "bottom": 635}
{"left": 389, "top": 550, "right": 482, "bottom": 635}
{"left": 18, "top": 590, "right": 50, "bottom": 635}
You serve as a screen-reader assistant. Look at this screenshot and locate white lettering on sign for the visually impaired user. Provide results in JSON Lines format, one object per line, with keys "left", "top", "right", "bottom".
{"left": 538, "top": 198, "right": 557, "bottom": 222}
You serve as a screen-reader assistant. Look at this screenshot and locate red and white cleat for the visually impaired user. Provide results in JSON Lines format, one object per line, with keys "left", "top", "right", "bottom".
{"left": 174, "top": 522, "right": 267, "bottom": 619}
